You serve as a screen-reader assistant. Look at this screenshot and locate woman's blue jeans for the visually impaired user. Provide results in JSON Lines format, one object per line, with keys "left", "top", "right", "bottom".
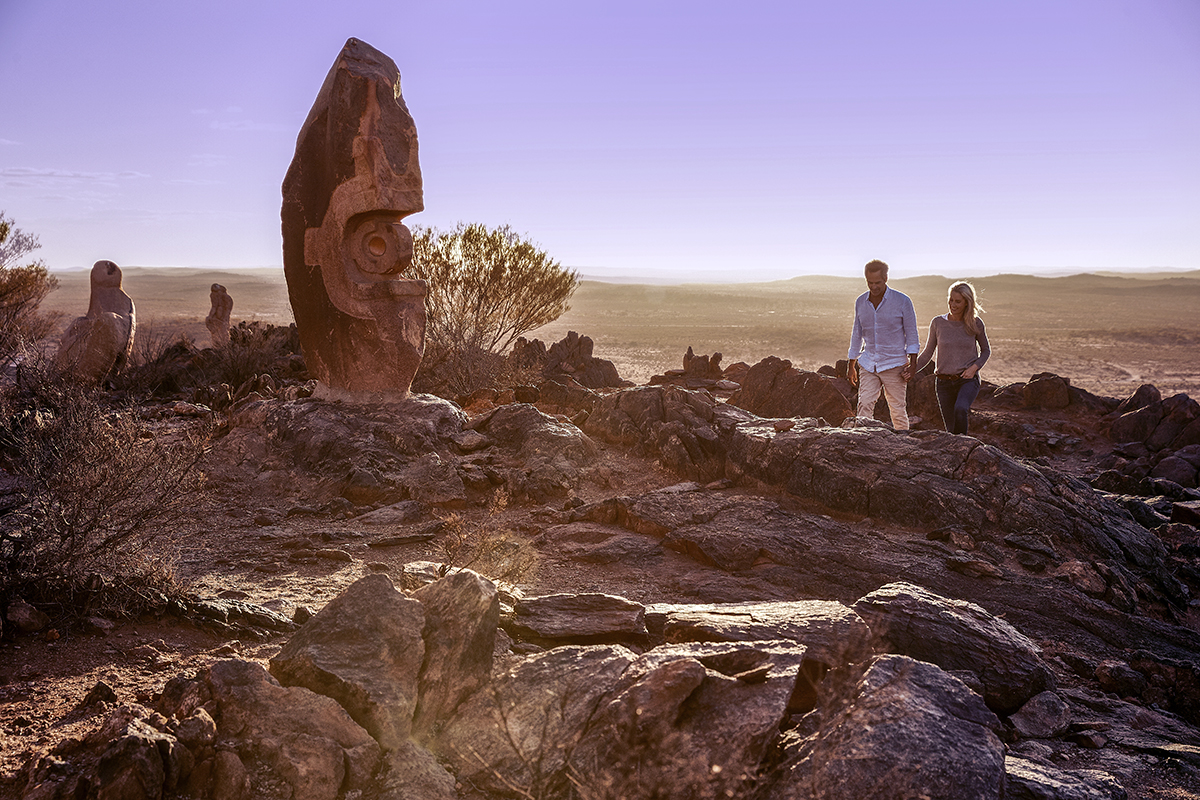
{"left": 936, "top": 374, "right": 981, "bottom": 435}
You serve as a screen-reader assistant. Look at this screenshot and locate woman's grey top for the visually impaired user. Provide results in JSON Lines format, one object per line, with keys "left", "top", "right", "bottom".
{"left": 914, "top": 315, "right": 991, "bottom": 376}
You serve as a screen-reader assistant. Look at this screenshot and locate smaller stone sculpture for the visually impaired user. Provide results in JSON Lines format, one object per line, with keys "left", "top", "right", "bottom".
{"left": 54, "top": 260, "right": 136, "bottom": 382}
{"left": 206, "top": 283, "right": 233, "bottom": 348}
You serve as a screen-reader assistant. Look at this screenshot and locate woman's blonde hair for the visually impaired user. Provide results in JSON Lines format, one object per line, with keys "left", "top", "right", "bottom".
{"left": 949, "top": 281, "right": 983, "bottom": 335}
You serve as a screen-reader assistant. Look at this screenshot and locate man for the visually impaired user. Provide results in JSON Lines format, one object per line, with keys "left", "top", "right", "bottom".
{"left": 847, "top": 259, "right": 919, "bottom": 429}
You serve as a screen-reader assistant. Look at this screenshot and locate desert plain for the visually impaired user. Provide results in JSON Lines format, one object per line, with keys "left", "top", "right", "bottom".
{"left": 40, "top": 266, "right": 1200, "bottom": 398}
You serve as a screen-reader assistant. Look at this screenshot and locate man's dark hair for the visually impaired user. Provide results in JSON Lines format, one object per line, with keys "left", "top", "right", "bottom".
{"left": 864, "top": 259, "right": 889, "bottom": 277}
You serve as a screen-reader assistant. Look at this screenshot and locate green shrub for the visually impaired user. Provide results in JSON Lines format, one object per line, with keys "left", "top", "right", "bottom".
{"left": 410, "top": 223, "right": 577, "bottom": 397}
{"left": 0, "top": 211, "right": 59, "bottom": 367}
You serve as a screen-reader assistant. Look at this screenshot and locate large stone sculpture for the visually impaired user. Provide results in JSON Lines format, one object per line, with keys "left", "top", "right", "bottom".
{"left": 206, "top": 283, "right": 233, "bottom": 348}
{"left": 54, "top": 260, "right": 136, "bottom": 382}
{"left": 281, "top": 37, "right": 427, "bottom": 401}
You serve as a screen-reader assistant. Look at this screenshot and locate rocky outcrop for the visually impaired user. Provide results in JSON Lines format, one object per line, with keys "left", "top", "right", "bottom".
{"left": 1093, "top": 386, "right": 1200, "bottom": 495}
{"left": 585, "top": 385, "right": 1167, "bottom": 573}
{"left": 18, "top": 660, "right": 382, "bottom": 800}
{"left": 552, "top": 483, "right": 1200, "bottom": 692}
{"left": 23, "top": 371, "right": 1200, "bottom": 798}
{"left": 649, "top": 346, "right": 737, "bottom": 390}
{"left": 221, "top": 391, "right": 600, "bottom": 509}
{"left": 510, "top": 331, "right": 627, "bottom": 389}
{"left": 18, "top": 568, "right": 1157, "bottom": 800}
{"left": 729, "top": 356, "right": 853, "bottom": 425}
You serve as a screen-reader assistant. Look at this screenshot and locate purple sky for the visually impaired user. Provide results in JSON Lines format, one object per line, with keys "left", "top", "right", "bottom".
{"left": 2, "top": 0, "right": 1198, "bottom": 280}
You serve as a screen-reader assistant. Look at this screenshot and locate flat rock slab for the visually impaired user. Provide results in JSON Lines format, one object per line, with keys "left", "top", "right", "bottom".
{"left": 540, "top": 521, "right": 664, "bottom": 565}
{"left": 504, "top": 592, "right": 648, "bottom": 645}
{"left": 1004, "top": 756, "right": 1126, "bottom": 800}
{"left": 620, "top": 487, "right": 743, "bottom": 536}
{"left": 356, "top": 501, "right": 426, "bottom": 526}
{"left": 646, "top": 599, "right": 873, "bottom": 668}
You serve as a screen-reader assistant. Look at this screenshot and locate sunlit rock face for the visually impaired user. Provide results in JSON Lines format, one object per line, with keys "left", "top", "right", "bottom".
{"left": 281, "top": 37, "right": 427, "bottom": 400}
{"left": 54, "top": 259, "right": 136, "bottom": 382}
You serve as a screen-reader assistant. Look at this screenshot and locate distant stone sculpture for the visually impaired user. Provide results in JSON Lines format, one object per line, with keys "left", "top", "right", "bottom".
{"left": 54, "top": 260, "right": 136, "bottom": 382}
{"left": 281, "top": 37, "right": 427, "bottom": 400}
{"left": 206, "top": 283, "right": 233, "bottom": 348}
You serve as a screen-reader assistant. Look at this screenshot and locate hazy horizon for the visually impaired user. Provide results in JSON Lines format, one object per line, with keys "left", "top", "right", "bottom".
{"left": 44, "top": 263, "right": 1200, "bottom": 286}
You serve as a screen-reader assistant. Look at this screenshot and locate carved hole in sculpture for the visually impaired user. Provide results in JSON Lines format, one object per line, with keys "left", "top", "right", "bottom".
{"left": 346, "top": 211, "right": 414, "bottom": 278}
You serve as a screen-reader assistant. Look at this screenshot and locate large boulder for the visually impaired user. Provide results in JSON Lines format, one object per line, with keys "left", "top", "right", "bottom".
{"left": 411, "top": 570, "right": 500, "bottom": 742}
{"left": 571, "top": 640, "right": 808, "bottom": 800}
{"left": 766, "top": 655, "right": 1006, "bottom": 800}
{"left": 6, "top": 599, "right": 51, "bottom": 633}
{"left": 1023, "top": 373, "right": 1071, "bottom": 410}
{"left": 853, "top": 581, "right": 1055, "bottom": 713}
{"left": 269, "top": 574, "right": 426, "bottom": 750}
{"left": 1110, "top": 402, "right": 1164, "bottom": 445}
{"left": 203, "top": 660, "right": 382, "bottom": 800}
{"left": 435, "top": 644, "right": 636, "bottom": 795}
{"left": 1113, "top": 384, "right": 1161, "bottom": 417}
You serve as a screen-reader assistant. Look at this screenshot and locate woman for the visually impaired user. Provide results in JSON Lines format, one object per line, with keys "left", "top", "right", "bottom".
{"left": 914, "top": 281, "right": 990, "bottom": 435}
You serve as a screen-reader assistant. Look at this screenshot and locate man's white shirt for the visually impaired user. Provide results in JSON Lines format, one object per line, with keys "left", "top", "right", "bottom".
{"left": 848, "top": 287, "right": 919, "bottom": 373}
